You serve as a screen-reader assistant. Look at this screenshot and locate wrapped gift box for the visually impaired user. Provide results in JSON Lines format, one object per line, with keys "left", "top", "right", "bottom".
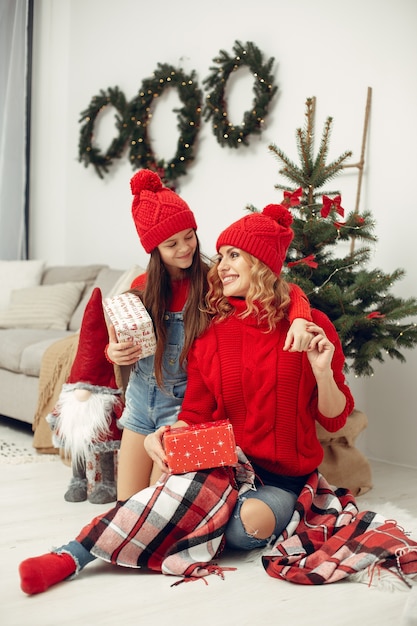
{"left": 103, "top": 292, "right": 156, "bottom": 359}
{"left": 163, "top": 420, "right": 237, "bottom": 474}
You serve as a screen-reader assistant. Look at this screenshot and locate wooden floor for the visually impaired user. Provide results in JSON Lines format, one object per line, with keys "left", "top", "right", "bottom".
{"left": 1, "top": 417, "right": 416, "bottom": 626}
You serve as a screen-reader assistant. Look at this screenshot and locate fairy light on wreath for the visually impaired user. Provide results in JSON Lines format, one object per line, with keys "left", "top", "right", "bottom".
{"left": 128, "top": 63, "right": 203, "bottom": 187}
{"left": 203, "top": 40, "right": 277, "bottom": 148}
{"left": 78, "top": 86, "right": 130, "bottom": 179}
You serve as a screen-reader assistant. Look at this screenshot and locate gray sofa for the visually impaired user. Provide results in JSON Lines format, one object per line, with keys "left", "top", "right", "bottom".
{"left": 0, "top": 264, "right": 143, "bottom": 426}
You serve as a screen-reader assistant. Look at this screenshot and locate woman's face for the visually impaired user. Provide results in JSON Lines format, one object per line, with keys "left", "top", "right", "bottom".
{"left": 217, "top": 246, "right": 252, "bottom": 298}
{"left": 157, "top": 229, "right": 197, "bottom": 278}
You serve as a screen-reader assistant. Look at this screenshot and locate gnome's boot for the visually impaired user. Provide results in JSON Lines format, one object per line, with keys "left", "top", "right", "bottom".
{"left": 64, "top": 457, "right": 87, "bottom": 502}
{"left": 87, "top": 450, "right": 117, "bottom": 504}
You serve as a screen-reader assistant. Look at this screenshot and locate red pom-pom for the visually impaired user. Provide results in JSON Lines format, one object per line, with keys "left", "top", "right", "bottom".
{"left": 130, "top": 169, "right": 162, "bottom": 196}
{"left": 262, "top": 204, "right": 293, "bottom": 227}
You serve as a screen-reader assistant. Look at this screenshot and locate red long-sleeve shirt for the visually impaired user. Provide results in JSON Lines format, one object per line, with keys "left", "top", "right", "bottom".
{"left": 178, "top": 299, "right": 354, "bottom": 477}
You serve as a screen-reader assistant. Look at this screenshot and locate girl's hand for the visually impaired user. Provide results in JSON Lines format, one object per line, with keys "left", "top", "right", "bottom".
{"left": 106, "top": 324, "right": 143, "bottom": 366}
{"left": 144, "top": 426, "right": 170, "bottom": 474}
{"left": 284, "top": 318, "right": 315, "bottom": 352}
{"left": 305, "top": 322, "right": 335, "bottom": 374}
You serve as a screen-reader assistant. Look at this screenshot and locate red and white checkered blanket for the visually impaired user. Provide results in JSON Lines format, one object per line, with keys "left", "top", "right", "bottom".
{"left": 76, "top": 454, "right": 417, "bottom": 587}
{"left": 262, "top": 471, "right": 417, "bottom": 586}
{"left": 77, "top": 465, "right": 250, "bottom": 582}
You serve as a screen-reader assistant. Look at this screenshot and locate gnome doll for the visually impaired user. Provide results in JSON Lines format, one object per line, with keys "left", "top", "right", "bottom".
{"left": 47, "top": 287, "right": 124, "bottom": 504}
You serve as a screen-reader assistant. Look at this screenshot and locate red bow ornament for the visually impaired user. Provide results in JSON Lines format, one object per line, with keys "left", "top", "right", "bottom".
{"left": 283, "top": 187, "right": 302, "bottom": 207}
{"left": 287, "top": 254, "right": 318, "bottom": 269}
{"left": 366, "top": 312, "right": 386, "bottom": 319}
{"left": 321, "top": 195, "right": 345, "bottom": 218}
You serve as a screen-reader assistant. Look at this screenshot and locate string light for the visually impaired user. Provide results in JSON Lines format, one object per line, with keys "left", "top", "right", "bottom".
{"left": 307, "top": 263, "right": 357, "bottom": 296}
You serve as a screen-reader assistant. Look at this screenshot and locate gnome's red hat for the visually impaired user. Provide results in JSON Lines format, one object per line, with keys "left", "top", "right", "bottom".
{"left": 68, "top": 287, "right": 117, "bottom": 389}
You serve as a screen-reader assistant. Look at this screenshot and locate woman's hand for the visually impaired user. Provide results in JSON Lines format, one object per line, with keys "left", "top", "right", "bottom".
{"left": 106, "top": 324, "right": 143, "bottom": 366}
{"left": 305, "top": 322, "right": 346, "bottom": 418}
{"left": 305, "top": 322, "right": 335, "bottom": 374}
{"left": 144, "top": 426, "right": 170, "bottom": 474}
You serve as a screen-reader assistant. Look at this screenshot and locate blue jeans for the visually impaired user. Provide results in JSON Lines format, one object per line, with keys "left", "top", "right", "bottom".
{"left": 225, "top": 485, "right": 297, "bottom": 551}
{"left": 56, "top": 541, "right": 95, "bottom": 574}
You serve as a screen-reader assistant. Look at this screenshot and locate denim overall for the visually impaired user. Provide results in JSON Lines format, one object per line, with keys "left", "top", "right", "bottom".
{"left": 119, "top": 311, "right": 186, "bottom": 435}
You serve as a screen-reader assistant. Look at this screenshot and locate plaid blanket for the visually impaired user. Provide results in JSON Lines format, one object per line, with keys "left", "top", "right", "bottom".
{"left": 77, "top": 462, "right": 254, "bottom": 582}
{"left": 76, "top": 457, "right": 417, "bottom": 587}
{"left": 262, "top": 471, "right": 417, "bottom": 586}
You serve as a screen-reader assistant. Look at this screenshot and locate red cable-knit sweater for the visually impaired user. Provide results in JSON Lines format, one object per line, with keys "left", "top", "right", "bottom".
{"left": 178, "top": 298, "right": 354, "bottom": 477}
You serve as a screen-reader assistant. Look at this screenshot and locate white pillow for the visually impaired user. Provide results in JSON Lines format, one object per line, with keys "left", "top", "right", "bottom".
{"left": 0, "top": 260, "right": 45, "bottom": 310}
{"left": 106, "top": 265, "right": 145, "bottom": 297}
{"left": 0, "top": 281, "right": 86, "bottom": 330}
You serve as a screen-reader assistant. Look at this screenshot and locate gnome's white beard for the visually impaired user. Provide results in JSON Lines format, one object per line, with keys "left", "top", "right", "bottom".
{"left": 53, "top": 390, "right": 119, "bottom": 465}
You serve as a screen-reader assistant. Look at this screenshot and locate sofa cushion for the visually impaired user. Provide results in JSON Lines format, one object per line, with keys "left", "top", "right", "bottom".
{"left": 0, "top": 329, "right": 70, "bottom": 375}
{"left": 20, "top": 335, "right": 74, "bottom": 376}
{"left": 0, "top": 259, "right": 45, "bottom": 310}
{"left": 41, "top": 264, "right": 106, "bottom": 286}
{"left": 68, "top": 267, "right": 126, "bottom": 331}
{"left": 0, "top": 282, "right": 85, "bottom": 330}
{"left": 106, "top": 265, "right": 144, "bottom": 298}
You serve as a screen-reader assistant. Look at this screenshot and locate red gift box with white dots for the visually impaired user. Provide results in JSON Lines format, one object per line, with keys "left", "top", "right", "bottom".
{"left": 163, "top": 420, "right": 237, "bottom": 474}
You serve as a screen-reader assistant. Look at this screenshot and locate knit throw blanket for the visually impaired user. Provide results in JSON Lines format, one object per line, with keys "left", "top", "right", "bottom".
{"left": 262, "top": 471, "right": 417, "bottom": 586}
{"left": 32, "top": 334, "right": 80, "bottom": 453}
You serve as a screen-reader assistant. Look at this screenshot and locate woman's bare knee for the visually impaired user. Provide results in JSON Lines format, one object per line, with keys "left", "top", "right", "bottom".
{"left": 240, "top": 498, "right": 276, "bottom": 539}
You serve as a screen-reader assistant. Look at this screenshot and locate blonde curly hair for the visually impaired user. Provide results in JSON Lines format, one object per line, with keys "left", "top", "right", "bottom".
{"left": 205, "top": 251, "right": 290, "bottom": 332}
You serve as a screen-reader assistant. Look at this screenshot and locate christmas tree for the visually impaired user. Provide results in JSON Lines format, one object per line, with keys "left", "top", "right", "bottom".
{"left": 249, "top": 97, "right": 417, "bottom": 377}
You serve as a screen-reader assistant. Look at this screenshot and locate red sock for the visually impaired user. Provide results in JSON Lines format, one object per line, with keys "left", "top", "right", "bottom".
{"left": 19, "top": 552, "right": 76, "bottom": 595}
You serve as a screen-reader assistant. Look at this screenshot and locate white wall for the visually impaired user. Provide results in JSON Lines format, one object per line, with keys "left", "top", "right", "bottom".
{"left": 30, "top": 0, "right": 417, "bottom": 468}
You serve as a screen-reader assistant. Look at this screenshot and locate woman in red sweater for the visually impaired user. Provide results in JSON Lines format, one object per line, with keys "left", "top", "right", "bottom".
{"left": 145, "top": 203, "right": 354, "bottom": 550}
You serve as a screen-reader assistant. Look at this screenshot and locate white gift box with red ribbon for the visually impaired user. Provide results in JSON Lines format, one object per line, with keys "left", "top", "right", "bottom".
{"left": 103, "top": 292, "right": 156, "bottom": 359}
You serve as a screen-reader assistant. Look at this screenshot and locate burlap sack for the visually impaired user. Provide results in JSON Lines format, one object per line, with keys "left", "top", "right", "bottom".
{"left": 316, "top": 409, "right": 373, "bottom": 496}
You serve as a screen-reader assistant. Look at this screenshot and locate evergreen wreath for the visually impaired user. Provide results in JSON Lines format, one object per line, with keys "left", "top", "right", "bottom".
{"left": 128, "top": 63, "right": 203, "bottom": 186}
{"left": 78, "top": 86, "right": 130, "bottom": 179}
{"left": 203, "top": 40, "right": 277, "bottom": 148}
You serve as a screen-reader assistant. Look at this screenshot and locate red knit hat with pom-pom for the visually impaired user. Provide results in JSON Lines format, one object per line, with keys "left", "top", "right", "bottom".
{"left": 131, "top": 169, "right": 197, "bottom": 253}
{"left": 216, "top": 204, "right": 294, "bottom": 275}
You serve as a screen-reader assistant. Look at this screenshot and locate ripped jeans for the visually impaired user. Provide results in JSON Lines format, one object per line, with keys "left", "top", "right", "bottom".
{"left": 225, "top": 485, "right": 297, "bottom": 551}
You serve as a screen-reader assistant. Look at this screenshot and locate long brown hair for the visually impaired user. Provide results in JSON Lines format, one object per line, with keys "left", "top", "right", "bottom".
{"left": 206, "top": 251, "right": 290, "bottom": 331}
{"left": 130, "top": 236, "right": 211, "bottom": 388}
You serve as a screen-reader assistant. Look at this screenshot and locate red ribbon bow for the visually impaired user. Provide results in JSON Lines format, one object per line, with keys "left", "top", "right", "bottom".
{"left": 287, "top": 254, "right": 318, "bottom": 269}
{"left": 321, "top": 195, "right": 345, "bottom": 218}
{"left": 367, "top": 312, "right": 386, "bottom": 319}
{"left": 283, "top": 187, "right": 302, "bottom": 207}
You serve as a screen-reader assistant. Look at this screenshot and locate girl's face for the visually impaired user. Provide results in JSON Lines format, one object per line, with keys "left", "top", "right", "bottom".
{"left": 217, "top": 246, "right": 252, "bottom": 298}
{"left": 157, "top": 229, "right": 197, "bottom": 278}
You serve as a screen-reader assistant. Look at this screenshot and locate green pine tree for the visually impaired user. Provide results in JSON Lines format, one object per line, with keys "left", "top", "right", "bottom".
{"left": 249, "top": 97, "right": 417, "bottom": 377}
